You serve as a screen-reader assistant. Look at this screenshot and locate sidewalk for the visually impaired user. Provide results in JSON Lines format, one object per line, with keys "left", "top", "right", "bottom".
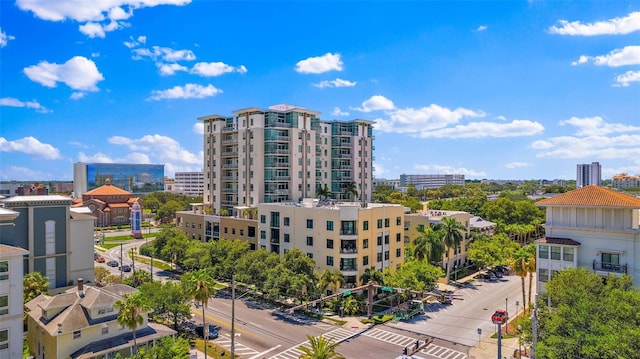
{"left": 468, "top": 336, "right": 529, "bottom": 359}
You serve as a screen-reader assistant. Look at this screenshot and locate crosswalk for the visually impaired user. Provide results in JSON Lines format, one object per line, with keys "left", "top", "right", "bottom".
{"left": 214, "top": 333, "right": 260, "bottom": 357}
{"left": 268, "top": 328, "right": 356, "bottom": 359}
{"left": 363, "top": 328, "right": 467, "bottom": 359}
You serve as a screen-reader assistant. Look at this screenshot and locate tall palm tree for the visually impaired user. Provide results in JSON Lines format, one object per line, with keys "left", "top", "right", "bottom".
{"left": 318, "top": 269, "right": 333, "bottom": 295}
{"left": 317, "top": 185, "right": 332, "bottom": 200}
{"left": 524, "top": 244, "right": 537, "bottom": 309}
{"left": 360, "top": 267, "right": 384, "bottom": 285}
{"left": 328, "top": 269, "right": 345, "bottom": 293}
{"left": 182, "top": 269, "right": 217, "bottom": 359}
{"left": 413, "top": 225, "right": 445, "bottom": 264}
{"left": 509, "top": 247, "right": 529, "bottom": 312}
{"left": 115, "top": 292, "right": 150, "bottom": 355}
{"left": 438, "top": 217, "right": 467, "bottom": 282}
{"left": 342, "top": 182, "right": 358, "bottom": 201}
{"left": 299, "top": 334, "right": 345, "bottom": 359}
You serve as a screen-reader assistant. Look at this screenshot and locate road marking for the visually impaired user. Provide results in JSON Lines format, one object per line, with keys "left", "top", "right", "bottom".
{"left": 363, "top": 328, "right": 467, "bottom": 359}
{"left": 268, "top": 328, "right": 356, "bottom": 359}
{"left": 249, "top": 345, "right": 281, "bottom": 359}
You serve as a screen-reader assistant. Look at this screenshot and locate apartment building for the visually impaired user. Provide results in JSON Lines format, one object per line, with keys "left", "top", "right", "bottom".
{"left": 173, "top": 171, "right": 204, "bottom": 197}
{"left": 257, "top": 199, "right": 405, "bottom": 288}
{"left": 404, "top": 210, "right": 472, "bottom": 278}
{"left": 400, "top": 174, "right": 465, "bottom": 189}
{"left": 0, "top": 195, "right": 94, "bottom": 289}
{"left": 576, "top": 162, "right": 601, "bottom": 188}
{"left": 199, "top": 104, "right": 374, "bottom": 214}
{"left": 612, "top": 173, "right": 640, "bottom": 189}
{"left": 25, "top": 281, "right": 175, "bottom": 359}
{"left": 535, "top": 185, "right": 640, "bottom": 293}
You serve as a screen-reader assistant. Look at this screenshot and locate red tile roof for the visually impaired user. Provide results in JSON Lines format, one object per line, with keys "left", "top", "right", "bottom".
{"left": 536, "top": 185, "right": 640, "bottom": 208}
{"left": 84, "top": 183, "right": 131, "bottom": 196}
{"left": 109, "top": 203, "right": 130, "bottom": 208}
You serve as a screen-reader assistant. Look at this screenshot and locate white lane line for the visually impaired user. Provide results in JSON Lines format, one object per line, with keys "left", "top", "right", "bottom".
{"left": 249, "top": 345, "right": 281, "bottom": 359}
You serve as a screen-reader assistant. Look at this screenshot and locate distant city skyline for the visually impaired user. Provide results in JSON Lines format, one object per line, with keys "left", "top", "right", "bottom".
{"left": 1, "top": 1, "right": 639, "bottom": 181}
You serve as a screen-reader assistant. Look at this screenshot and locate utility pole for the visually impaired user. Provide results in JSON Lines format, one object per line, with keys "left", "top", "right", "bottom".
{"left": 531, "top": 294, "right": 538, "bottom": 359}
{"left": 120, "top": 243, "right": 123, "bottom": 280}
{"left": 231, "top": 275, "right": 236, "bottom": 359}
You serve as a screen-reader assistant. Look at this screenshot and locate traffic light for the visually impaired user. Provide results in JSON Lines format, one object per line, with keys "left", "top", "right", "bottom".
{"left": 402, "top": 347, "right": 408, "bottom": 355}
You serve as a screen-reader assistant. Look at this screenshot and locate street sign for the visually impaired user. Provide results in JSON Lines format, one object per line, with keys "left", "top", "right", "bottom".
{"left": 342, "top": 290, "right": 352, "bottom": 297}
{"left": 381, "top": 286, "right": 392, "bottom": 292}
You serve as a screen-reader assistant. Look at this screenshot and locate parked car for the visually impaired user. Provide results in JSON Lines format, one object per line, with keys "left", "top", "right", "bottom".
{"left": 195, "top": 324, "right": 219, "bottom": 339}
{"left": 489, "top": 268, "right": 503, "bottom": 278}
{"left": 495, "top": 265, "right": 510, "bottom": 275}
{"left": 95, "top": 256, "right": 105, "bottom": 263}
{"left": 482, "top": 272, "right": 498, "bottom": 281}
{"left": 107, "top": 260, "right": 119, "bottom": 267}
{"left": 120, "top": 264, "right": 132, "bottom": 272}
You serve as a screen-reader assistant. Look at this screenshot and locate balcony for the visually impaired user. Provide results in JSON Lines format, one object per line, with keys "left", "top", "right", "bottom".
{"left": 221, "top": 175, "right": 238, "bottom": 181}
{"left": 340, "top": 229, "right": 358, "bottom": 236}
{"left": 222, "top": 163, "right": 238, "bottom": 169}
{"left": 221, "top": 188, "right": 237, "bottom": 193}
{"left": 221, "top": 150, "right": 238, "bottom": 156}
{"left": 340, "top": 265, "right": 357, "bottom": 272}
{"left": 340, "top": 247, "right": 357, "bottom": 255}
{"left": 270, "top": 238, "right": 280, "bottom": 244}
{"left": 593, "top": 260, "right": 627, "bottom": 274}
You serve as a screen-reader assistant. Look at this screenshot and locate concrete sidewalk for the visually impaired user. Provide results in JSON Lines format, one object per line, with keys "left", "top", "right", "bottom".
{"left": 468, "top": 336, "right": 529, "bottom": 359}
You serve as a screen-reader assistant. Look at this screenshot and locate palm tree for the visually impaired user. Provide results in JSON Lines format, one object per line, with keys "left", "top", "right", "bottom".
{"left": 318, "top": 269, "right": 333, "bottom": 295}
{"left": 437, "top": 217, "right": 467, "bottom": 282}
{"left": 524, "top": 244, "right": 537, "bottom": 309}
{"left": 299, "top": 334, "right": 345, "bottom": 359}
{"left": 328, "top": 269, "right": 345, "bottom": 293}
{"left": 115, "top": 292, "right": 150, "bottom": 355}
{"left": 509, "top": 247, "right": 529, "bottom": 312}
{"left": 317, "top": 185, "right": 332, "bottom": 200}
{"left": 360, "top": 267, "right": 384, "bottom": 285}
{"left": 342, "top": 182, "right": 358, "bottom": 201}
{"left": 413, "top": 225, "right": 445, "bottom": 264}
{"left": 182, "top": 269, "right": 217, "bottom": 359}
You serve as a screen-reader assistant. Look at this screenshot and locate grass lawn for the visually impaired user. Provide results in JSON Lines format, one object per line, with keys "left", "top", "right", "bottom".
{"left": 193, "top": 338, "right": 228, "bottom": 358}
{"left": 132, "top": 255, "right": 172, "bottom": 271}
{"left": 100, "top": 243, "right": 122, "bottom": 250}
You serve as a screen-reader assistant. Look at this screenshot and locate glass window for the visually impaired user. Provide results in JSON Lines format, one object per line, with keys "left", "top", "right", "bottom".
{"left": 384, "top": 251, "right": 390, "bottom": 260}
{"left": 538, "top": 245, "right": 549, "bottom": 259}
{"left": 377, "top": 236, "right": 382, "bottom": 246}
{"left": 307, "top": 219, "right": 313, "bottom": 229}
{"left": 326, "top": 221, "right": 334, "bottom": 231}
{"left": 396, "top": 248, "right": 401, "bottom": 257}
{"left": 539, "top": 268, "right": 549, "bottom": 282}
{"left": 326, "top": 239, "right": 333, "bottom": 249}
{"left": 0, "top": 261, "right": 7, "bottom": 281}
{"left": 284, "top": 217, "right": 290, "bottom": 226}
{"left": 306, "top": 236, "right": 313, "bottom": 246}
{"left": 376, "top": 252, "right": 382, "bottom": 262}
{"left": 550, "top": 246, "right": 561, "bottom": 260}
{"left": 563, "top": 247, "right": 574, "bottom": 261}
{"left": 384, "top": 235, "right": 389, "bottom": 244}
{"left": 0, "top": 295, "right": 7, "bottom": 316}
{"left": 377, "top": 219, "right": 383, "bottom": 228}
{"left": 417, "top": 224, "right": 424, "bottom": 231}
{"left": 363, "top": 221, "right": 369, "bottom": 231}
{"left": 363, "top": 239, "right": 368, "bottom": 249}
{"left": 363, "top": 256, "right": 369, "bottom": 266}
{"left": 396, "top": 233, "right": 401, "bottom": 242}
{"left": 384, "top": 218, "right": 390, "bottom": 228}
{"left": 326, "top": 256, "right": 334, "bottom": 266}
{"left": 284, "top": 233, "right": 290, "bottom": 243}
{"left": 260, "top": 215, "right": 266, "bottom": 224}
{"left": 260, "top": 230, "right": 266, "bottom": 239}
{"left": 602, "top": 253, "right": 620, "bottom": 265}
{"left": 307, "top": 253, "right": 313, "bottom": 259}
{"left": 73, "top": 330, "right": 81, "bottom": 339}
{"left": 0, "top": 329, "right": 7, "bottom": 350}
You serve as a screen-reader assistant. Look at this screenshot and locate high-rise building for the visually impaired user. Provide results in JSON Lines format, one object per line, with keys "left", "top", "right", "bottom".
{"left": 199, "top": 104, "right": 374, "bottom": 214}
{"left": 173, "top": 171, "right": 204, "bottom": 196}
{"left": 73, "top": 162, "right": 165, "bottom": 197}
{"left": 576, "top": 162, "right": 601, "bottom": 188}
{"left": 400, "top": 174, "right": 465, "bottom": 189}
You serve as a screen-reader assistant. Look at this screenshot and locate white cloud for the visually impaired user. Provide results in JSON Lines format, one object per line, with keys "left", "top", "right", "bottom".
{"left": 70, "top": 92, "right": 85, "bottom": 100}
{"left": 132, "top": 46, "right": 196, "bottom": 62}
{"left": 16, "top": 0, "right": 190, "bottom": 37}
{"left": 23, "top": 56, "right": 104, "bottom": 91}
{"left": 505, "top": 162, "right": 532, "bottom": 169}
{"left": 414, "top": 164, "right": 486, "bottom": 177}
{"left": 331, "top": 107, "right": 349, "bottom": 116}
{"left": 532, "top": 134, "right": 640, "bottom": 159}
{"left": 495, "top": 115, "right": 507, "bottom": 121}
{"left": 91, "top": 52, "right": 100, "bottom": 57}
{"left": 313, "top": 78, "right": 357, "bottom": 88}
{"left": 0, "top": 97, "right": 50, "bottom": 113}
{"left": 191, "top": 62, "right": 247, "bottom": 77}
{"left": 148, "top": 83, "right": 222, "bottom": 100}
{"left": 0, "top": 27, "right": 15, "bottom": 47}
{"left": 193, "top": 122, "right": 204, "bottom": 135}
{"left": 416, "top": 120, "right": 544, "bottom": 138}
{"left": 559, "top": 116, "right": 640, "bottom": 136}
{"left": 157, "top": 63, "right": 188, "bottom": 76}
{"left": 374, "top": 103, "right": 484, "bottom": 133}
{"left": 614, "top": 70, "right": 640, "bottom": 87}
{"left": 477, "top": 25, "right": 487, "bottom": 31}
{"left": 548, "top": 11, "right": 640, "bottom": 36}
{"left": 0, "top": 166, "right": 55, "bottom": 181}
{"left": 0, "top": 136, "right": 61, "bottom": 159}
{"left": 353, "top": 95, "right": 395, "bottom": 113}
{"left": 572, "top": 46, "right": 640, "bottom": 67}
{"left": 108, "top": 134, "right": 201, "bottom": 165}
{"left": 295, "top": 52, "right": 343, "bottom": 74}
{"left": 374, "top": 163, "right": 388, "bottom": 176}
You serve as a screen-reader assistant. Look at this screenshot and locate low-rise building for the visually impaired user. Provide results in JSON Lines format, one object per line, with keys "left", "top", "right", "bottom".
{"left": 0, "top": 232, "right": 29, "bottom": 359}
{"left": 535, "top": 185, "right": 640, "bottom": 293}
{"left": 74, "top": 180, "right": 140, "bottom": 228}
{"left": 25, "top": 281, "right": 176, "bottom": 359}
{"left": 612, "top": 173, "right": 640, "bottom": 189}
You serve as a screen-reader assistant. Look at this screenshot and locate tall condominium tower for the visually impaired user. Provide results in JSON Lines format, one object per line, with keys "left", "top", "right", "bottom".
{"left": 199, "top": 104, "right": 374, "bottom": 214}
{"left": 576, "top": 162, "right": 602, "bottom": 188}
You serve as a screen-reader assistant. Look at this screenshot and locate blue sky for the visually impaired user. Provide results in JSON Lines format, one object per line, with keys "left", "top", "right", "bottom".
{"left": 1, "top": 1, "right": 639, "bottom": 182}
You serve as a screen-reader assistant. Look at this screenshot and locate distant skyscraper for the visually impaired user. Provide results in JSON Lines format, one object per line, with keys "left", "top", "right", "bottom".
{"left": 576, "top": 162, "right": 601, "bottom": 188}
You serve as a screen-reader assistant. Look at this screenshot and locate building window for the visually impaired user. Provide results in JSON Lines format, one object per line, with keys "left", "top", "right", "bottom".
{"left": 396, "top": 233, "right": 401, "bottom": 242}
{"left": 260, "top": 215, "right": 266, "bottom": 224}
{"left": 377, "top": 236, "right": 382, "bottom": 246}
{"left": 538, "top": 245, "right": 549, "bottom": 259}
{"left": 260, "top": 230, "right": 266, "bottom": 240}
{"left": 248, "top": 226, "right": 256, "bottom": 237}
{"left": 101, "top": 327, "right": 109, "bottom": 335}
{"left": 326, "top": 221, "right": 334, "bottom": 231}
{"left": 384, "top": 218, "right": 390, "bottom": 228}
{"left": 0, "top": 261, "right": 7, "bottom": 281}
{"left": 327, "top": 256, "right": 334, "bottom": 266}
{"left": 73, "top": 330, "right": 82, "bottom": 339}
{"left": 550, "top": 246, "right": 561, "bottom": 260}
{"left": 602, "top": 253, "right": 620, "bottom": 266}
{"left": 363, "top": 256, "right": 369, "bottom": 266}
{"left": 563, "top": 247, "right": 574, "bottom": 261}
{"left": 377, "top": 219, "right": 383, "bottom": 229}
{"left": 0, "top": 295, "right": 8, "bottom": 315}
{"left": 384, "top": 251, "right": 390, "bottom": 260}
{"left": 376, "top": 252, "right": 382, "bottom": 262}
{"left": 0, "top": 329, "right": 7, "bottom": 350}
{"left": 396, "top": 248, "right": 401, "bottom": 257}
{"left": 363, "top": 221, "right": 369, "bottom": 231}
{"left": 307, "top": 219, "right": 313, "bottom": 229}
{"left": 539, "top": 268, "right": 549, "bottom": 282}
{"left": 326, "top": 239, "right": 334, "bottom": 249}
{"left": 396, "top": 217, "right": 401, "bottom": 226}
{"left": 284, "top": 233, "right": 290, "bottom": 242}
{"left": 384, "top": 235, "right": 389, "bottom": 244}
{"left": 363, "top": 239, "right": 369, "bottom": 249}
{"left": 284, "top": 217, "right": 290, "bottom": 226}
{"left": 307, "top": 253, "right": 313, "bottom": 259}
{"left": 306, "top": 236, "right": 313, "bottom": 246}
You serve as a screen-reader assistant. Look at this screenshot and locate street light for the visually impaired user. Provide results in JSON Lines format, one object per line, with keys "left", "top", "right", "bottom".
{"left": 505, "top": 297, "right": 509, "bottom": 335}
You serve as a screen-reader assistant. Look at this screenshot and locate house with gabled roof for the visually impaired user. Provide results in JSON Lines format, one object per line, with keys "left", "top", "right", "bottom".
{"left": 25, "top": 279, "right": 175, "bottom": 359}
{"left": 535, "top": 185, "right": 640, "bottom": 293}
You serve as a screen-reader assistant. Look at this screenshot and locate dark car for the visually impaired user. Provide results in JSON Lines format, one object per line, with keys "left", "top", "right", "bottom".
{"left": 489, "top": 268, "right": 504, "bottom": 278}
{"left": 120, "top": 264, "right": 132, "bottom": 272}
{"left": 482, "top": 272, "right": 498, "bottom": 281}
{"left": 196, "top": 324, "right": 219, "bottom": 339}
{"left": 107, "top": 260, "right": 119, "bottom": 267}
{"left": 495, "top": 265, "right": 510, "bottom": 275}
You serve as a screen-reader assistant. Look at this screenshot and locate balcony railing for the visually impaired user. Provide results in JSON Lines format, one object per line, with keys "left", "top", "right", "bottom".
{"left": 270, "top": 238, "right": 280, "bottom": 244}
{"left": 593, "top": 260, "right": 627, "bottom": 274}
{"left": 340, "top": 229, "right": 357, "bottom": 235}
{"left": 340, "top": 247, "right": 357, "bottom": 254}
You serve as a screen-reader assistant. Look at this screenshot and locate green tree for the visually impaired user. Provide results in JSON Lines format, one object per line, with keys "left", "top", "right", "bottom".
{"left": 413, "top": 224, "right": 444, "bottom": 264}
{"left": 317, "top": 184, "right": 332, "bottom": 200}
{"left": 524, "top": 244, "right": 536, "bottom": 308}
{"left": 298, "top": 334, "right": 346, "bottom": 359}
{"left": 383, "top": 260, "right": 442, "bottom": 292}
{"left": 342, "top": 295, "right": 361, "bottom": 316}
{"left": 140, "top": 281, "right": 191, "bottom": 330}
{"left": 115, "top": 292, "right": 150, "bottom": 354}
{"left": 161, "top": 230, "right": 189, "bottom": 268}
{"left": 182, "top": 269, "right": 216, "bottom": 359}
{"left": 235, "top": 249, "right": 281, "bottom": 292}
{"left": 24, "top": 271, "right": 49, "bottom": 303}
{"left": 360, "top": 267, "right": 384, "bottom": 285}
{"left": 342, "top": 181, "right": 358, "bottom": 201}
{"left": 123, "top": 269, "right": 152, "bottom": 288}
{"left": 508, "top": 247, "right": 529, "bottom": 312}
{"left": 436, "top": 217, "right": 466, "bottom": 281}
{"left": 156, "top": 199, "right": 183, "bottom": 223}
{"left": 468, "top": 233, "right": 519, "bottom": 268}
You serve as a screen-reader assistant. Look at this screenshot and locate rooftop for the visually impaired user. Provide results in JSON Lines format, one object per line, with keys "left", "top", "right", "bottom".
{"left": 536, "top": 185, "right": 640, "bottom": 208}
